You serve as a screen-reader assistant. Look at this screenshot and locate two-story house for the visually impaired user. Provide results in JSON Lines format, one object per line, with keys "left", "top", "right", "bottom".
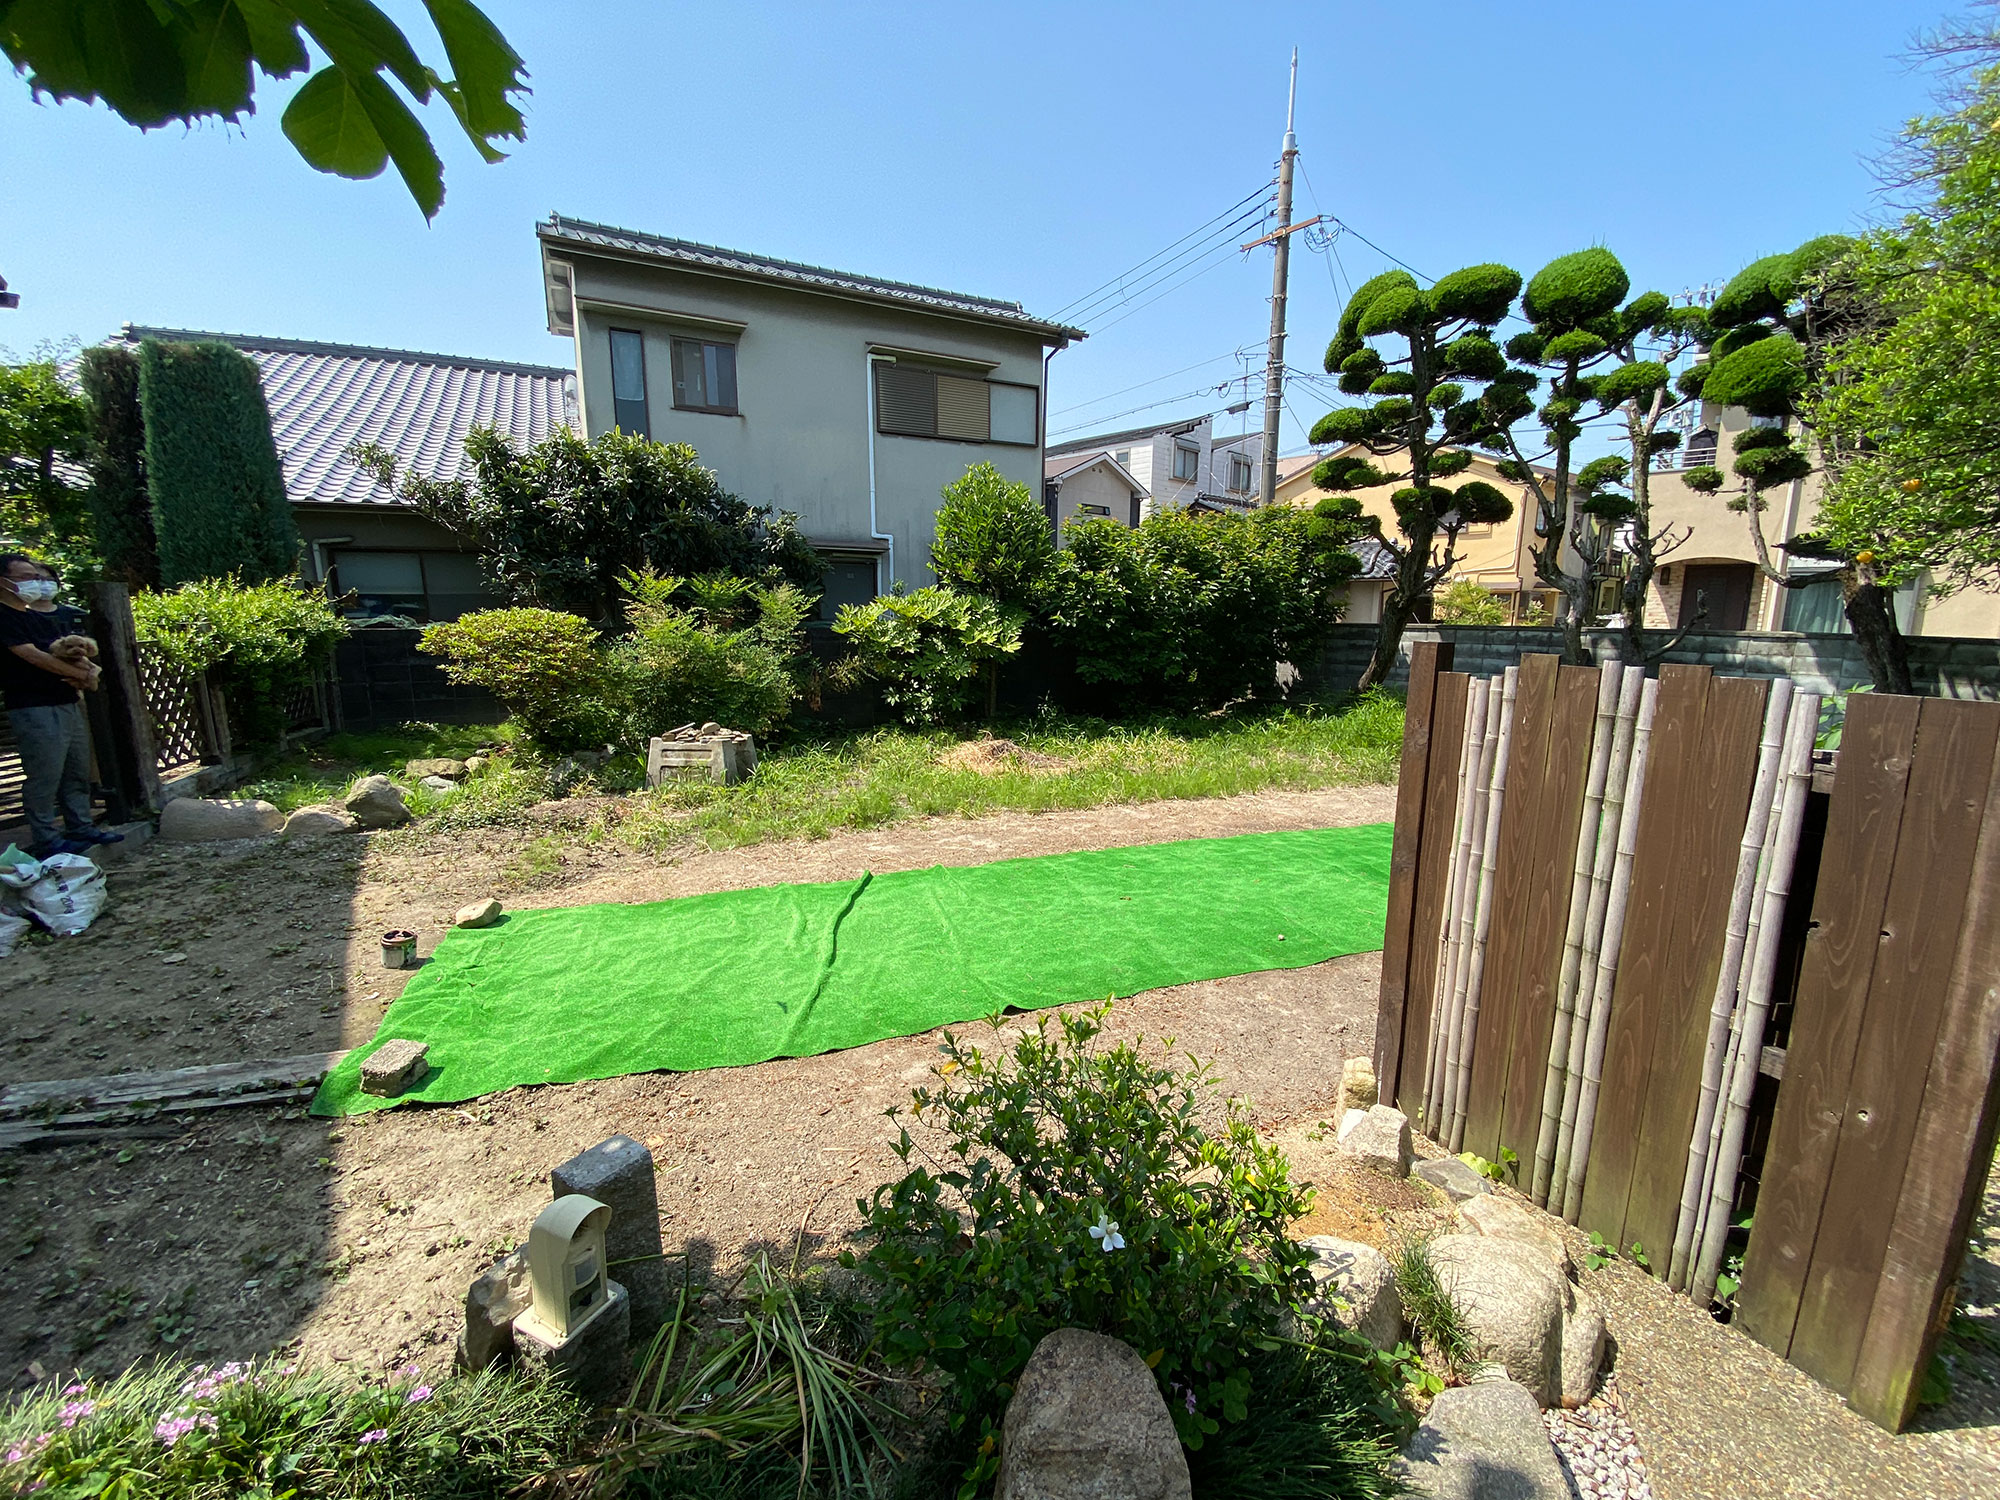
{"left": 538, "top": 216, "right": 1083, "bottom": 610}
{"left": 1645, "top": 403, "right": 2000, "bottom": 638}
{"left": 1042, "top": 415, "right": 1266, "bottom": 526}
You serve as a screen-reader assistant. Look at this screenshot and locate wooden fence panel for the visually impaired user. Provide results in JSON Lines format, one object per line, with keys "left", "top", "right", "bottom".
{"left": 1783, "top": 699, "right": 2000, "bottom": 1395}
{"left": 1461, "top": 654, "right": 1560, "bottom": 1162}
{"left": 1737, "top": 693, "right": 1924, "bottom": 1354}
{"left": 1400, "top": 669, "right": 1469, "bottom": 1117}
{"left": 1377, "top": 640, "right": 1454, "bottom": 1107}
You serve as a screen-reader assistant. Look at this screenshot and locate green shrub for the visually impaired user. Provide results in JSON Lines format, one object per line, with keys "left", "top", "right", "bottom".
{"left": 832, "top": 586, "right": 1022, "bottom": 725}
{"left": 1702, "top": 333, "right": 1806, "bottom": 418}
{"left": 1522, "top": 248, "right": 1631, "bottom": 327}
{"left": 419, "top": 607, "right": 617, "bottom": 752}
{"left": 132, "top": 578, "right": 347, "bottom": 745}
{"left": 136, "top": 339, "right": 299, "bottom": 586}
{"left": 929, "top": 461, "right": 1055, "bottom": 610}
{"left": 1434, "top": 580, "right": 1510, "bottom": 625}
{"left": 847, "top": 1004, "right": 1325, "bottom": 1491}
{"left": 610, "top": 570, "right": 810, "bottom": 739}
{"left": 76, "top": 343, "right": 159, "bottom": 586}
{"left": 1182, "top": 1338, "right": 1402, "bottom": 1500}
{"left": 0, "top": 1356, "right": 583, "bottom": 1499}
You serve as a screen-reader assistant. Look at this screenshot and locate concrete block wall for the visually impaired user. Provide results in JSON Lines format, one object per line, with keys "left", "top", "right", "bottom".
{"left": 1310, "top": 624, "right": 2000, "bottom": 701}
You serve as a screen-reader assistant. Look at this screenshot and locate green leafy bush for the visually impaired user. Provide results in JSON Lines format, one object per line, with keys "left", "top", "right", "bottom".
{"left": 419, "top": 607, "right": 617, "bottom": 752}
{"left": 132, "top": 578, "right": 347, "bottom": 745}
{"left": 0, "top": 350, "right": 97, "bottom": 580}
{"left": 76, "top": 343, "right": 159, "bottom": 586}
{"left": 929, "top": 461, "right": 1055, "bottom": 611}
{"left": 1434, "top": 580, "right": 1510, "bottom": 625}
{"left": 0, "top": 1356, "right": 582, "bottom": 1499}
{"left": 832, "top": 586, "right": 1022, "bottom": 726}
{"left": 610, "top": 570, "right": 811, "bottom": 740}
{"left": 847, "top": 1004, "right": 1324, "bottom": 1490}
{"left": 136, "top": 339, "right": 300, "bottom": 586}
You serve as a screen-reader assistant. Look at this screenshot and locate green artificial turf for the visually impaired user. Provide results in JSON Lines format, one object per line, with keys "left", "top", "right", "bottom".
{"left": 312, "top": 824, "right": 1393, "bottom": 1115}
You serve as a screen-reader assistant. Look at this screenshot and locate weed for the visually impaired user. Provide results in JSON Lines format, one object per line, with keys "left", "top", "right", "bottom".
{"left": 1583, "top": 1231, "right": 1618, "bottom": 1272}
{"left": 1627, "top": 1241, "right": 1652, "bottom": 1273}
{"left": 1392, "top": 1239, "right": 1477, "bottom": 1379}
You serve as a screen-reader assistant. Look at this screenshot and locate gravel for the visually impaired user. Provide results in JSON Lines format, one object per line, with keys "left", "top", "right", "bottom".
{"left": 1545, "top": 1374, "right": 1655, "bottom": 1500}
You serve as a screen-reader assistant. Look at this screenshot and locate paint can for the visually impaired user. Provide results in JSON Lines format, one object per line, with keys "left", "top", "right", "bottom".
{"left": 380, "top": 929, "right": 417, "bottom": 969}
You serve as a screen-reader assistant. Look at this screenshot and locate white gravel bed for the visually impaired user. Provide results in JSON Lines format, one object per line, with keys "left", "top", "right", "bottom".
{"left": 1545, "top": 1374, "right": 1656, "bottom": 1500}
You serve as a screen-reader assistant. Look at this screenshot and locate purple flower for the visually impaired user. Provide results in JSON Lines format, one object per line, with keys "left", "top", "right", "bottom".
{"left": 1183, "top": 1390, "right": 1197, "bottom": 1414}
{"left": 61, "top": 1384, "right": 86, "bottom": 1397}
{"left": 359, "top": 1428, "right": 389, "bottom": 1446}
{"left": 399, "top": 1363, "right": 421, "bottom": 1378}
{"left": 405, "top": 1385, "right": 433, "bottom": 1405}
{"left": 58, "top": 1400, "right": 94, "bottom": 1429}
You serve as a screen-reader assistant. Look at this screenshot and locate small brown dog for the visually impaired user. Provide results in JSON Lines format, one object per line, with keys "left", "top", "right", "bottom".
{"left": 48, "top": 635, "right": 98, "bottom": 668}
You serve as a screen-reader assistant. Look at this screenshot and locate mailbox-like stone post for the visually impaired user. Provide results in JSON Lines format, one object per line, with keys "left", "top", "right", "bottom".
{"left": 551, "top": 1134, "right": 667, "bottom": 1337}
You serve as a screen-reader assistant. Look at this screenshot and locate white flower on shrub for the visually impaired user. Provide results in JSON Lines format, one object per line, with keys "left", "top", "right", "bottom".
{"left": 1088, "top": 1209, "right": 1126, "bottom": 1253}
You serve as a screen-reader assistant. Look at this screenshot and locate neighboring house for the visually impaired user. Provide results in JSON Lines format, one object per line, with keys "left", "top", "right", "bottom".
{"left": 106, "top": 325, "right": 572, "bottom": 622}
{"left": 1275, "top": 445, "right": 1568, "bottom": 624}
{"left": 1043, "top": 451, "right": 1145, "bottom": 532}
{"left": 1044, "top": 414, "right": 1265, "bottom": 521}
{"left": 537, "top": 215, "right": 1083, "bottom": 607}
{"left": 1646, "top": 401, "right": 2000, "bottom": 638}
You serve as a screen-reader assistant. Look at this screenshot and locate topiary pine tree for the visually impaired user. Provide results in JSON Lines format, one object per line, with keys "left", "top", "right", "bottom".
{"left": 1310, "top": 264, "right": 1532, "bottom": 690}
{"left": 1494, "top": 249, "right": 1711, "bottom": 665}
{"left": 1680, "top": 236, "right": 1909, "bottom": 688}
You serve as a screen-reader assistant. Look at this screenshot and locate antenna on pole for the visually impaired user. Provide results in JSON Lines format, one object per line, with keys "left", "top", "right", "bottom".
{"left": 1258, "top": 49, "right": 1300, "bottom": 509}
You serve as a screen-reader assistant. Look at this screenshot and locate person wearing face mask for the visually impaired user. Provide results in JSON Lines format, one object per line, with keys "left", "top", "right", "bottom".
{"left": 0, "top": 554, "right": 118, "bottom": 856}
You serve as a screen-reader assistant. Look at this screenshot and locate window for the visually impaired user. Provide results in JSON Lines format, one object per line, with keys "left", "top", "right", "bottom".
{"left": 1114, "top": 449, "right": 1131, "bottom": 467}
{"left": 1782, "top": 572, "right": 1920, "bottom": 634}
{"left": 1685, "top": 428, "right": 1718, "bottom": 467}
{"left": 874, "top": 366, "right": 1037, "bottom": 445}
{"left": 1228, "top": 453, "right": 1253, "bottom": 492}
{"left": 331, "top": 550, "right": 497, "bottom": 623}
{"left": 671, "top": 336, "right": 738, "bottom": 414}
{"left": 1078, "top": 502, "right": 1111, "bottom": 517}
{"left": 609, "top": 329, "right": 649, "bottom": 436}
{"left": 1172, "top": 440, "right": 1200, "bottom": 482}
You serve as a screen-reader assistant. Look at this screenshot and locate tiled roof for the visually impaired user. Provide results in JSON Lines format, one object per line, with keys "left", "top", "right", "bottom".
{"left": 539, "top": 215, "right": 1086, "bottom": 342}
{"left": 1353, "top": 537, "right": 1396, "bottom": 580}
{"left": 108, "top": 326, "right": 575, "bottom": 507}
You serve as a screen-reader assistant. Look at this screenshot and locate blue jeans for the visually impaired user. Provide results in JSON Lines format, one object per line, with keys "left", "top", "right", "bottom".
{"left": 8, "top": 702, "right": 94, "bottom": 849}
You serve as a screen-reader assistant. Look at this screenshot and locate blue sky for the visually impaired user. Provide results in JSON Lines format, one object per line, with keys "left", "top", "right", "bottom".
{"left": 0, "top": 0, "right": 1956, "bottom": 455}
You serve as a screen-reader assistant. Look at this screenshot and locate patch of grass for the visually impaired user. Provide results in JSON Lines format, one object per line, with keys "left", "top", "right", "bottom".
{"left": 1392, "top": 1239, "right": 1476, "bottom": 1379}
{"left": 240, "top": 722, "right": 507, "bottom": 812}
{"left": 1183, "top": 1337, "right": 1403, "bottom": 1500}
{"left": 619, "top": 691, "right": 1404, "bottom": 854}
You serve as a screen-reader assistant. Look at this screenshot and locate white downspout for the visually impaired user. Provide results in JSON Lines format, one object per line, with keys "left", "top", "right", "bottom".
{"left": 866, "top": 352, "right": 897, "bottom": 595}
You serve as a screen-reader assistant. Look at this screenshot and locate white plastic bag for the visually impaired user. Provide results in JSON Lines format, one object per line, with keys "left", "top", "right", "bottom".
{"left": 0, "top": 849, "right": 107, "bottom": 937}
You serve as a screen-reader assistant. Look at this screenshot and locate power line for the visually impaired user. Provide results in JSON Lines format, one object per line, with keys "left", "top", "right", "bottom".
{"left": 1050, "top": 346, "right": 1260, "bottom": 420}
{"left": 1050, "top": 182, "right": 1275, "bottom": 324}
{"left": 1049, "top": 371, "right": 1268, "bottom": 441}
{"left": 1060, "top": 203, "right": 1271, "bottom": 333}
{"left": 1085, "top": 236, "right": 1259, "bottom": 337}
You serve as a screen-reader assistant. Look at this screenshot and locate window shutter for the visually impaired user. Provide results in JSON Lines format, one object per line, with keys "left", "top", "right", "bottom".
{"left": 935, "top": 375, "right": 990, "bottom": 441}
{"left": 876, "top": 365, "right": 936, "bottom": 435}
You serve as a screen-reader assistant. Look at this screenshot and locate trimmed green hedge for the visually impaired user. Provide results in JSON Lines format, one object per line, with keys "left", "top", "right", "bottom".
{"left": 137, "top": 339, "right": 299, "bottom": 585}
{"left": 76, "top": 344, "right": 160, "bottom": 587}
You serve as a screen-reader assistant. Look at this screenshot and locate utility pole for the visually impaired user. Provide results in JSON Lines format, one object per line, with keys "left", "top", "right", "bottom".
{"left": 1258, "top": 51, "right": 1299, "bottom": 509}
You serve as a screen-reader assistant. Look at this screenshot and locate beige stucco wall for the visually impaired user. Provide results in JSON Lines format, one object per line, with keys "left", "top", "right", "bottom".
{"left": 558, "top": 250, "right": 1052, "bottom": 592}
{"left": 1051, "top": 462, "right": 1138, "bottom": 535}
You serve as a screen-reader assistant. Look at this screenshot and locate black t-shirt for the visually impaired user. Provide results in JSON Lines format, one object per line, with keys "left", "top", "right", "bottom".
{"left": 0, "top": 606, "right": 83, "bottom": 709}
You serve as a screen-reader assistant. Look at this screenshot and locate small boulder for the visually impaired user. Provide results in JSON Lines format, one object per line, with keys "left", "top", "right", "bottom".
{"left": 996, "top": 1328, "right": 1191, "bottom": 1500}
{"left": 455, "top": 897, "right": 503, "bottom": 929}
{"left": 1459, "top": 1193, "right": 1571, "bottom": 1274}
{"left": 1560, "top": 1294, "right": 1607, "bottom": 1409}
{"left": 417, "top": 775, "right": 458, "bottom": 795}
{"left": 1398, "top": 1378, "right": 1570, "bottom": 1500}
{"left": 159, "top": 797, "right": 283, "bottom": 842}
{"left": 406, "top": 757, "right": 469, "bottom": 781}
{"left": 282, "top": 804, "right": 356, "bottom": 837}
{"left": 458, "top": 1247, "right": 531, "bottom": 1371}
{"left": 1425, "top": 1235, "right": 1566, "bottom": 1407}
{"left": 1301, "top": 1235, "right": 1402, "bottom": 1351}
{"left": 345, "top": 774, "right": 412, "bottom": 829}
{"left": 1415, "top": 1156, "right": 1493, "bottom": 1203}
{"left": 464, "top": 755, "right": 490, "bottom": 775}
{"left": 1339, "top": 1056, "right": 1379, "bottom": 1113}
{"left": 1337, "top": 1104, "right": 1413, "bottom": 1178}
{"left": 360, "top": 1038, "right": 430, "bottom": 1097}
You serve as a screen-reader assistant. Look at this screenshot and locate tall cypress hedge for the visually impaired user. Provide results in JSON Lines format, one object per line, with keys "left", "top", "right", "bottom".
{"left": 136, "top": 339, "right": 299, "bottom": 585}
{"left": 75, "top": 344, "right": 161, "bottom": 587}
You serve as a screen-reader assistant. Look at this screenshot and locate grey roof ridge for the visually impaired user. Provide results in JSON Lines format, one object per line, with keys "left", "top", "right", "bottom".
{"left": 1046, "top": 413, "right": 1209, "bottom": 451}
{"left": 112, "top": 324, "right": 574, "bottom": 380}
{"left": 540, "top": 214, "right": 1086, "bottom": 339}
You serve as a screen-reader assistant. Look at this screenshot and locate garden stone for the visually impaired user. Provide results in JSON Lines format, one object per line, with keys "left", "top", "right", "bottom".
{"left": 551, "top": 1135, "right": 667, "bottom": 1339}
{"left": 418, "top": 775, "right": 458, "bottom": 795}
{"left": 996, "top": 1328, "right": 1191, "bottom": 1500}
{"left": 281, "top": 804, "right": 355, "bottom": 837}
{"left": 513, "top": 1278, "right": 629, "bottom": 1404}
{"left": 1301, "top": 1235, "right": 1401, "bottom": 1350}
{"left": 1415, "top": 1156, "right": 1493, "bottom": 1203}
{"left": 1458, "top": 1193, "right": 1570, "bottom": 1274}
{"left": 1337, "top": 1104, "right": 1413, "bottom": 1177}
{"left": 360, "top": 1038, "right": 430, "bottom": 1097}
{"left": 406, "top": 757, "right": 469, "bottom": 781}
{"left": 159, "top": 797, "right": 283, "bottom": 841}
{"left": 1397, "top": 1378, "right": 1569, "bottom": 1500}
{"left": 1560, "top": 1294, "right": 1606, "bottom": 1409}
{"left": 344, "top": 774, "right": 411, "bottom": 829}
{"left": 457, "top": 1247, "right": 531, "bottom": 1371}
{"left": 1339, "top": 1055, "right": 1378, "bottom": 1112}
{"left": 455, "top": 897, "right": 503, "bottom": 929}
{"left": 464, "top": 755, "right": 489, "bottom": 774}
{"left": 1425, "top": 1235, "right": 1566, "bottom": 1407}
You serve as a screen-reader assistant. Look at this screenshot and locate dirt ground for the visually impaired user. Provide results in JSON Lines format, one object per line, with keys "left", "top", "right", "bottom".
{"left": 4, "top": 779, "right": 1996, "bottom": 1499}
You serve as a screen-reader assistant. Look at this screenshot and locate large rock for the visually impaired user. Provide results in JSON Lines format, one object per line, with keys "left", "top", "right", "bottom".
{"left": 1301, "top": 1235, "right": 1402, "bottom": 1351}
{"left": 458, "top": 1247, "right": 531, "bottom": 1371}
{"left": 1459, "top": 1193, "right": 1570, "bottom": 1274}
{"left": 417, "top": 775, "right": 459, "bottom": 795}
{"left": 344, "top": 774, "right": 411, "bottom": 829}
{"left": 455, "top": 897, "right": 503, "bottom": 929}
{"left": 1339, "top": 1056, "right": 1379, "bottom": 1113}
{"left": 406, "top": 757, "right": 469, "bottom": 781}
{"left": 1560, "top": 1294, "right": 1607, "bottom": 1409}
{"left": 1425, "top": 1235, "right": 1566, "bottom": 1407}
{"left": 159, "top": 797, "right": 283, "bottom": 842}
{"left": 1398, "top": 1378, "right": 1570, "bottom": 1500}
{"left": 1337, "top": 1104, "right": 1413, "bottom": 1177}
{"left": 282, "top": 804, "right": 356, "bottom": 837}
{"left": 996, "top": 1328, "right": 1191, "bottom": 1500}
{"left": 1415, "top": 1156, "right": 1493, "bottom": 1204}
{"left": 550, "top": 1135, "right": 667, "bottom": 1339}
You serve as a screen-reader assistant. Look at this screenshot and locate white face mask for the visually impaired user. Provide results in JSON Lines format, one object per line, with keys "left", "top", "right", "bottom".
{"left": 12, "top": 579, "right": 57, "bottom": 603}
